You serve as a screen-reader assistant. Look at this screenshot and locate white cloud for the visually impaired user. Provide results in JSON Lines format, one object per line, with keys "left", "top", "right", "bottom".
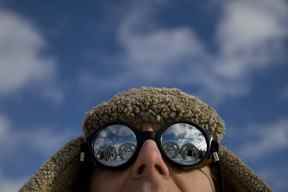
{"left": 0, "top": 114, "right": 10, "bottom": 141}
{"left": 121, "top": 28, "right": 203, "bottom": 66}
{"left": 219, "top": 0, "right": 286, "bottom": 48}
{"left": 0, "top": 169, "right": 24, "bottom": 192}
{"left": 0, "top": 113, "right": 78, "bottom": 164}
{"left": 41, "top": 86, "right": 64, "bottom": 105}
{"left": 238, "top": 118, "right": 288, "bottom": 159}
{"left": 0, "top": 115, "right": 24, "bottom": 192}
{"left": 0, "top": 10, "right": 61, "bottom": 103}
{"left": 120, "top": 27, "right": 204, "bottom": 81}
{"left": 281, "top": 86, "right": 288, "bottom": 100}
{"left": 0, "top": 113, "right": 79, "bottom": 191}
{"left": 258, "top": 167, "right": 288, "bottom": 192}
{"left": 0, "top": 114, "right": 76, "bottom": 156}
{"left": 0, "top": 114, "right": 76, "bottom": 192}
{"left": 215, "top": 0, "right": 288, "bottom": 79}
{"left": 81, "top": 0, "right": 287, "bottom": 103}
{"left": 117, "top": 2, "right": 206, "bottom": 81}
{"left": 0, "top": 176, "right": 24, "bottom": 192}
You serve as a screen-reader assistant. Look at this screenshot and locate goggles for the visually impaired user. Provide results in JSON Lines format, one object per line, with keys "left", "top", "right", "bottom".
{"left": 85, "top": 122, "right": 219, "bottom": 170}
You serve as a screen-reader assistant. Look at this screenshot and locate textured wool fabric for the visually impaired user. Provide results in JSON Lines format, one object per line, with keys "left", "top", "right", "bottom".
{"left": 83, "top": 87, "right": 224, "bottom": 141}
{"left": 20, "top": 87, "right": 272, "bottom": 192}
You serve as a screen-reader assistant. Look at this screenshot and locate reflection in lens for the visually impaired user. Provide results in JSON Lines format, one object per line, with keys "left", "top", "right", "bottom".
{"left": 119, "top": 143, "right": 136, "bottom": 160}
{"left": 180, "top": 143, "right": 200, "bottom": 160}
{"left": 161, "top": 123, "right": 208, "bottom": 166}
{"left": 162, "top": 142, "right": 179, "bottom": 159}
{"left": 96, "top": 145, "right": 117, "bottom": 161}
{"left": 92, "top": 124, "right": 137, "bottom": 167}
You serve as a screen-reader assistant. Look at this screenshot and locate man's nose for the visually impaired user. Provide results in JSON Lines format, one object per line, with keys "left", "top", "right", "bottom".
{"left": 131, "top": 139, "right": 170, "bottom": 178}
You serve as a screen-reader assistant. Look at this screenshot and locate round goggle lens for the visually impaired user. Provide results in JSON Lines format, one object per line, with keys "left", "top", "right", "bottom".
{"left": 91, "top": 124, "right": 137, "bottom": 167}
{"left": 160, "top": 123, "right": 208, "bottom": 166}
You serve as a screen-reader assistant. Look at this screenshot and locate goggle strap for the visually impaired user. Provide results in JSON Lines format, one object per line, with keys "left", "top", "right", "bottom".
{"left": 215, "top": 160, "right": 224, "bottom": 192}
{"left": 210, "top": 141, "right": 223, "bottom": 192}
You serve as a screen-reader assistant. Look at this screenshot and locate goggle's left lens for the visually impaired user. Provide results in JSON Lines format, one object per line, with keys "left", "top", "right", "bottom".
{"left": 160, "top": 123, "right": 208, "bottom": 166}
{"left": 91, "top": 124, "right": 137, "bottom": 167}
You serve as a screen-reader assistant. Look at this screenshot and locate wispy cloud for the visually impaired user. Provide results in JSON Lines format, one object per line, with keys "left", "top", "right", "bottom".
{"left": 41, "top": 86, "right": 64, "bottom": 105}
{"left": 0, "top": 113, "right": 79, "bottom": 190}
{"left": 281, "top": 86, "right": 288, "bottom": 100}
{"left": 119, "top": 26, "right": 205, "bottom": 82}
{"left": 0, "top": 113, "right": 77, "bottom": 156}
{"left": 0, "top": 166, "right": 25, "bottom": 192}
{"left": 0, "top": 175, "right": 24, "bottom": 192}
{"left": 80, "top": 0, "right": 288, "bottom": 103}
{"left": 258, "top": 167, "right": 288, "bottom": 192}
{"left": 238, "top": 118, "right": 288, "bottom": 159}
{"left": 0, "top": 114, "right": 9, "bottom": 141}
{"left": 215, "top": 0, "right": 287, "bottom": 79}
{"left": 0, "top": 9, "right": 62, "bottom": 104}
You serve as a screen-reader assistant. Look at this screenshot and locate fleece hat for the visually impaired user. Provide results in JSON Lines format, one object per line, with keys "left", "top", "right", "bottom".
{"left": 19, "top": 87, "right": 272, "bottom": 192}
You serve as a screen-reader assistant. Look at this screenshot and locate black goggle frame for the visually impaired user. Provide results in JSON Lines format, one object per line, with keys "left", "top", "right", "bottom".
{"left": 85, "top": 121, "right": 219, "bottom": 171}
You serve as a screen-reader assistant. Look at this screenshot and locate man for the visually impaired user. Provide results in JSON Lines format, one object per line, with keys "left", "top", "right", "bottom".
{"left": 20, "top": 87, "right": 271, "bottom": 192}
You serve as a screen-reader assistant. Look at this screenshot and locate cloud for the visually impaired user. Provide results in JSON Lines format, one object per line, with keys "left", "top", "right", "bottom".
{"left": 281, "top": 86, "right": 288, "bottom": 100}
{"left": 258, "top": 167, "right": 288, "bottom": 192}
{"left": 0, "top": 114, "right": 24, "bottom": 192}
{"left": 0, "top": 113, "right": 79, "bottom": 189}
{"left": 0, "top": 176, "right": 24, "bottom": 192}
{"left": 0, "top": 113, "right": 77, "bottom": 156}
{"left": 41, "top": 86, "right": 64, "bottom": 105}
{"left": 0, "top": 114, "right": 10, "bottom": 141}
{"left": 215, "top": 0, "right": 288, "bottom": 79}
{"left": 81, "top": 0, "right": 288, "bottom": 103}
{"left": 0, "top": 167, "right": 25, "bottom": 192}
{"left": 0, "top": 9, "right": 62, "bottom": 103}
{"left": 0, "top": 113, "right": 79, "bottom": 190}
{"left": 238, "top": 118, "right": 288, "bottom": 159}
{"left": 117, "top": 2, "right": 207, "bottom": 82}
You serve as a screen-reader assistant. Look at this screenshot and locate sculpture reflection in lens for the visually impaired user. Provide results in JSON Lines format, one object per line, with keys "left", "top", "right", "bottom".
{"left": 160, "top": 123, "right": 208, "bottom": 165}
{"left": 92, "top": 124, "right": 137, "bottom": 167}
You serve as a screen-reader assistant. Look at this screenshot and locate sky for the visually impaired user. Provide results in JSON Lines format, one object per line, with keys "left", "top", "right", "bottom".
{"left": 0, "top": 0, "right": 287, "bottom": 191}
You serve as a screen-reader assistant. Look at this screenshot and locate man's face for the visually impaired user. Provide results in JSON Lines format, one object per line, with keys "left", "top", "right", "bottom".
{"left": 90, "top": 123, "right": 216, "bottom": 192}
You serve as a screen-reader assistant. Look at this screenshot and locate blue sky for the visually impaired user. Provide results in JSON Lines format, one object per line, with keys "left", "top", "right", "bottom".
{"left": 0, "top": 0, "right": 287, "bottom": 191}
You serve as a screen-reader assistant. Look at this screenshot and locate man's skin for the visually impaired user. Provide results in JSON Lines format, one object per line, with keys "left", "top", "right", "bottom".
{"left": 90, "top": 123, "right": 216, "bottom": 192}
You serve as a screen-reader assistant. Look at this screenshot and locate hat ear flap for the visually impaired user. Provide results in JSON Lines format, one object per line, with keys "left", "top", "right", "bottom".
{"left": 219, "top": 146, "right": 272, "bottom": 192}
{"left": 20, "top": 137, "right": 84, "bottom": 192}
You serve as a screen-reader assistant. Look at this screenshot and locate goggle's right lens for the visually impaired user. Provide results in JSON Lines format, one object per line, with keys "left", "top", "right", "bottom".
{"left": 91, "top": 124, "right": 137, "bottom": 167}
{"left": 160, "top": 123, "right": 208, "bottom": 166}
